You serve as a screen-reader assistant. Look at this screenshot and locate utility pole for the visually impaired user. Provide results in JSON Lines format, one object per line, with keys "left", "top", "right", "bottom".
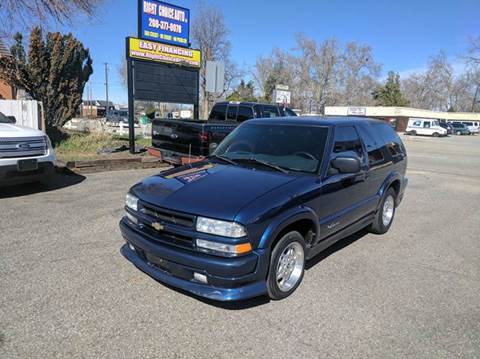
{"left": 104, "top": 62, "right": 110, "bottom": 117}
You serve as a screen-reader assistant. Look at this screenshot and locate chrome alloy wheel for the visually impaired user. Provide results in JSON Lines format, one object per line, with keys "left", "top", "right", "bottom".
{"left": 382, "top": 195, "right": 395, "bottom": 227}
{"left": 276, "top": 242, "right": 304, "bottom": 292}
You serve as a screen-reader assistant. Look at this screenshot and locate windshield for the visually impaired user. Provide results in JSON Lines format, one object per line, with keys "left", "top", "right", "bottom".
{"left": 213, "top": 123, "right": 329, "bottom": 173}
{"left": 432, "top": 120, "right": 440, "bottom": 126}
{"left": 0, "top": 112, "right": 10, "bottom": 123}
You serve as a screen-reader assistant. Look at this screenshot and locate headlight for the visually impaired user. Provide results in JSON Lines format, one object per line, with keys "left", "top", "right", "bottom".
{"left": 196, "top": 217, "right": 246, "bottom": 238}
{"left": 196, "top": 238, "right": 252, "bottom": 256}
{"left": 43, "top": 135, "right": 53, "bottom": 149}
{"left": 125, "top": 193, "right": 138, "bottom": 211}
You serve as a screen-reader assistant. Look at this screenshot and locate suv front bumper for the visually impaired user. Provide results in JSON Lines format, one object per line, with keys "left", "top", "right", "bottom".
{"left": 0, "top": 150, "right": 56, "bottom": 186}
{"left": 119, "top": 219, "right": 269, "bottom": 301}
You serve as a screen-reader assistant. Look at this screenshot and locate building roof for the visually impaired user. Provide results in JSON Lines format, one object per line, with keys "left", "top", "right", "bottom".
{"left": 325, "top": 106, "right": 480, "bottom": 121}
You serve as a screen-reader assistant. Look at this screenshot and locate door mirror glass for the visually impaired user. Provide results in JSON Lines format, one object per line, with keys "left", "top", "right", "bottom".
{"left": 331, "top": 156, "right": 361, "bottom": 174}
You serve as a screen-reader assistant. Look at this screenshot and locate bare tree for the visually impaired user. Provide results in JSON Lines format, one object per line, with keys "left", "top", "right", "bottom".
{"left": 254, "top": 34, "right": 381, "bottom": 113}
{"left": 191, "top": 2, "right": 238, "bottom": 118}
{"left": 0, "top": 0, "right": 101, "bottom": 38}
{"left": 467, "top": 36, "right": 480, "bottom": 65}
{"left": 402, "top": 51, "right": 480, "bottom": 112}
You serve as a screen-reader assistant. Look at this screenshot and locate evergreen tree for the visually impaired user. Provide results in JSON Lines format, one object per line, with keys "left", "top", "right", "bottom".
{"left": 0, "top": 27, "right": 93, "bottom": 140}
{"left": 227, "top": 80, "right": 257, "bottom": 102}
{"left": 372, "top": 71, "right": 409, "bottom": 106}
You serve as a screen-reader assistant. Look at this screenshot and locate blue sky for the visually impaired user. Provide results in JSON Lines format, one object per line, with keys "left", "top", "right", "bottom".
{"left": 66, "top": 0, "right": 479, "bottom": 104}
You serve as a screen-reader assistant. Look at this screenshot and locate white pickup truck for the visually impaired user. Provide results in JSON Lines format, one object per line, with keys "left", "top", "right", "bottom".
{"left": 0, "top": 111, "right": 56, "bottom": 186}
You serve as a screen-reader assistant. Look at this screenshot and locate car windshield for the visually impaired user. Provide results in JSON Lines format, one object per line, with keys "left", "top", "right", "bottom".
{"left": 432, "top": 120, "right": 440, "bottom": 126}
{"left": 213, "top": 123, "right": 329, "bottom": 173}
{"left": 0, "top": 112, "right": 10, "bottom": 123}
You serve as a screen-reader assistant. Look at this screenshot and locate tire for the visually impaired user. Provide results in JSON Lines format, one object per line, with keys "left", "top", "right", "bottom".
{"left": 410, "top": 130, "right": 417, "bottom": 136}
{"left": 370, "top": 188, "right": 397, "bottom": 234}
{"left": 266, "top": 231, "right": 306, "bottom": 300}
{"left": 433, "top": 132, "right": 439, "bottom": 137}
{"left": 456, "top": 131, "right": 461, "bottom": 136}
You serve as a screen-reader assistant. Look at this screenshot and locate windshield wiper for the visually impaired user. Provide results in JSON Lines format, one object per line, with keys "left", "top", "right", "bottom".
{"left": 235, "top": 157, "right": 289, "bottom": 174}
{"left": 207, "top": 154, "right": 238, "bottom": 166}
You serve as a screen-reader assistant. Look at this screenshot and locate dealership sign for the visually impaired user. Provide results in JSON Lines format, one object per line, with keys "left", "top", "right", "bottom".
{"left": 139, "top": 0, "right": 190, "bottom": 47}
{"left": 127, "top": 37, "right": 201, "bottom": 68}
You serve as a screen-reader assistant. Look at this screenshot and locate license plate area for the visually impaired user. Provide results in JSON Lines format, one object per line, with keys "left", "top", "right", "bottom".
{"left": 17, "top": 159, "right": 38, "bottom": 171}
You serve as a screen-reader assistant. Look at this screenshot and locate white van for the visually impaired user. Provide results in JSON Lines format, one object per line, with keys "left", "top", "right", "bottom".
{"left": 405, "top": 118, "right": 447, "bottom": 137}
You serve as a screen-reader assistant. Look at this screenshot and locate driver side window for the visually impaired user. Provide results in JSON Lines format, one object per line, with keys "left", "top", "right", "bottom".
{"left": 328, "top": 126, "right": 364, "bottom": 176}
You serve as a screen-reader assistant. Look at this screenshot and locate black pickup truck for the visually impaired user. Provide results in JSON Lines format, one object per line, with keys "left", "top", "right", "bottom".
{"left": 152, "top": 102, "right": 296, "bottom": 164}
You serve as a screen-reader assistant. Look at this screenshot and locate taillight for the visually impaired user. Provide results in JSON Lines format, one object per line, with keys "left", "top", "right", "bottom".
{"left": 198, "top": 132, "right": 209, "bottom": 142}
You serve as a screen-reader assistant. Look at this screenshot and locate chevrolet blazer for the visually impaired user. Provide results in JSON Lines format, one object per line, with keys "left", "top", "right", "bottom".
{"left": 120, "top": 117, "right": 408, "bottom": 301}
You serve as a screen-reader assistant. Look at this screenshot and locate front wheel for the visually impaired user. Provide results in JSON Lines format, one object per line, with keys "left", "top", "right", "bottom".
{"left": 433, "top": 132, "right": 439, "bottom": 137}
{"left": 267, "top": 231, "right": 306, "bottom": 300}
{"left": 457, "top": 131, "right": 462, "bottom": 136}
{"left": 370, "top": 188, "right": 397, "bottom": 234}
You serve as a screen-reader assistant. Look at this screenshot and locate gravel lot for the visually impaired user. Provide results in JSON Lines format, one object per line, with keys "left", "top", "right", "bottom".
{"left": 1, "top": 134, "right": 479, "bottom": 358}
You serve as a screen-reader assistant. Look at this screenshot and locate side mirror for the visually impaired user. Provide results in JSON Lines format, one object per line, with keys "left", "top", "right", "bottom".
{"left": 331, "top": 156, "right": 361, "bottom": 174}
{"left": 7, "top": 116, "right": 16, "bottom": 124}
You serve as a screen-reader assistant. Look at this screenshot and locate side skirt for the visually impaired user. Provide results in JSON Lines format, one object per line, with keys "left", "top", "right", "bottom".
{"left": 305, "top": 214, "right": 375, "bottom": 261}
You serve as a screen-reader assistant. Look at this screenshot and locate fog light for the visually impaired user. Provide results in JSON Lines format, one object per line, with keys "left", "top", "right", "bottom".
{"left": 128, "top": 243, "right": 135, "bottom": 251}
{"left": 193, "top": 272, "right": 208, "bottom": 284}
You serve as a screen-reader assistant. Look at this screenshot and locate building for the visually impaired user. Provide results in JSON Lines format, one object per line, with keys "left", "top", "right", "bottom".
{"left": 324, "top": 106, "right": 480, "bottom": 132}
{"left": 0, "top": 40, "right": 15, "bottom": 100}
{"left": 81, "top": 100, "right": 115, "bottom": 118}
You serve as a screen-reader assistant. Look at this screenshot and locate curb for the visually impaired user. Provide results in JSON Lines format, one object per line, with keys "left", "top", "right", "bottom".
{"left": 56, "top": 156, "right": 169, "bottom": 174}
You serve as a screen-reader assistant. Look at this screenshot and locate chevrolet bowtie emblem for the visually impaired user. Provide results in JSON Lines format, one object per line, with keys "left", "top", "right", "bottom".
{"left": 151, "top": 222, "right": 164, "bottom": 231}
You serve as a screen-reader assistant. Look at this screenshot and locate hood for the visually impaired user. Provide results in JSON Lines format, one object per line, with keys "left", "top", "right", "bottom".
{"left": 0, "top": 123, "right": 45, "bottom": 138}
{"left": 132, "top": 162, "right": 298, "bottom": 221}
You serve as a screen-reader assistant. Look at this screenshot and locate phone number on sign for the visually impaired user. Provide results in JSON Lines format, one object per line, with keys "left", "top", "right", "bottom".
{"left": 148, "top": 18, "right": 182, "bottom": 34}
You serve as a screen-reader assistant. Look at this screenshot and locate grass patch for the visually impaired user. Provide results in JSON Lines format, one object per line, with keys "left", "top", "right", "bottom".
{"left": 55, "top": 133, "right": 151, "bottom": 162}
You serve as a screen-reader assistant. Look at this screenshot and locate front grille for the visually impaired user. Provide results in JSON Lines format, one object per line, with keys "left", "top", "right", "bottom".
{"left": 139, "top": 202, "right": 195, "bottom": 228}
{"left": 134, "top": 202, "right": 196, "bottom": 249}
{"left": 0, "top": 137, "right": 47, "bottom": 158}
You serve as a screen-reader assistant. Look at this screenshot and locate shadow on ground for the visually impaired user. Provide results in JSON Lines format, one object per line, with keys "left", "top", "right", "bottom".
{"left": 139, "top": 228, "right": 370, "bottom": 310}
{"left": 0, "top": 169, "right": 86, "bottom": 199}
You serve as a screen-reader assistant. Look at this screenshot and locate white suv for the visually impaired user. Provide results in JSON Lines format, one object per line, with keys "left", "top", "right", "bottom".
{"left": 0, "top": 111, "right": 56, "bottom": 186}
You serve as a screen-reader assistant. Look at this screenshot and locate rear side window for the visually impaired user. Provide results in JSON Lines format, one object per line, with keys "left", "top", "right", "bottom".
{"left": 261, "top": 105, "right": 280, "bottom": 118}
{"left": 356, "top": 123, "right": 385, "bottom": 165}
{"left": 209, "top": 104, "right": 226, "bottom": 121}
{"left": 237, "top": 106, "right": 254, "bottom": 122}
{"left": 227, "top": 105, "right": 239, "bottom": 121}
{"left": 375, "top": 123, "right": 405, "bottom": 158}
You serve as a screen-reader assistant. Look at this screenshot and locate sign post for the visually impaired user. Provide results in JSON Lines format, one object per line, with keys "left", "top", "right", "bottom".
{"left": 127, "top": 0, "right": 200, "bottom": 154}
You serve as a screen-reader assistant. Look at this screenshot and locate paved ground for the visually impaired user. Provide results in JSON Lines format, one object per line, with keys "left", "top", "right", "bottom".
{"left": 1, "top": 135, "right": 479, "bottom": 358}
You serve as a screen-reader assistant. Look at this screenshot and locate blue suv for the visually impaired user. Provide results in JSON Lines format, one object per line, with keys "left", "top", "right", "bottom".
{"left": 120, "top": 117, "right": 408, "bottom": 301}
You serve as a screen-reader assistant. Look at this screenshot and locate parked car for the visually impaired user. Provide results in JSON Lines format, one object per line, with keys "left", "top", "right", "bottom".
{"left": 405, "top": 118, "right": 447, "bottom": 137}
{"left": 439, "top": 121, "right": 453, "bottom": 135}
{"left": 0, "top": 111, "right": 56, "bottom": 186}
{"left": 452, "top": 121, "right": 479, "bottom": 135}
{"left": 449, "top": 122, "right": 471, "bottom": 135}
{"left": 151, "top": 102, "right": 297, "bottom": 165}
{"left": 120, "top": 117, "right": 408, "bottom": 301}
